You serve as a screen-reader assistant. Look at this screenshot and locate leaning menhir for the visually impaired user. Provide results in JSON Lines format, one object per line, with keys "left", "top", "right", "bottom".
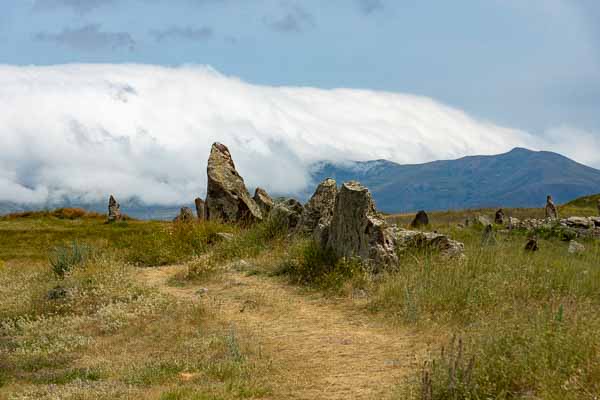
{"left": 205, "top": 143, "right": 262, "bottom": 223}
{"left": 107, "top": 195, "right": 122, "bottom": 223}
{"left": 545, "top": 195, "right": 558, "bottom": 219}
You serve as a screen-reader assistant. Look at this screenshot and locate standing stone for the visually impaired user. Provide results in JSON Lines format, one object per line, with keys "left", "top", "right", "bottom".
{"left": 597, "top": 198, "right": 600, "bottom": 216}
{"left": 545, "top": 195, "right": 558, "bottom": 219}
{"left": 410, "top": 210, "right": 429, "bottom": 229}
{"left": 271, "top": 198, "right": 304, "bottom": 230}
{"left": 205, "top": 143, "right": 262, "bottom": 223}
{"left": 495, "top": 209, "right": 505, "bottom": 225}
{"left": 107, "top": 195, "right": 122, "bottom": 223}
{"left": 297, "top": 178, "right": 338, "bottom": 245}
{"left": 525, "top": 238, "right": 539, "bottom": 252}
{"left": 174, "top": 207, "right": 194, "bottom": 223}
{"left": 481, "top": 224, "right": 496, "bottom": 246}
{"left": 327, "top": 181, "right": 397, "bottom": 266}
{"left": 253, "top": 187, "right": 275, "bottom": 216}
{"left": 194, "top": 198, "right": 206, "bottom": 221}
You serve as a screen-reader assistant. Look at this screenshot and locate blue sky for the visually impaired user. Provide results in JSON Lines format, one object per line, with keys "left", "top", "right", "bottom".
{"left": 2, "top": 0, "right": 599, "bottom": 135}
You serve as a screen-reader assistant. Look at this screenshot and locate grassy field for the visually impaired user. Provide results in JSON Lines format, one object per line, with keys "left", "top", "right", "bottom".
{"left": 1, "top": 202, "right": 600, "bottom": 399}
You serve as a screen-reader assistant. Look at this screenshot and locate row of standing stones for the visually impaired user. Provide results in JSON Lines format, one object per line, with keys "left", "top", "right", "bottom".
{"left": 107, "top": 142, "right": 600, "bottom": 261}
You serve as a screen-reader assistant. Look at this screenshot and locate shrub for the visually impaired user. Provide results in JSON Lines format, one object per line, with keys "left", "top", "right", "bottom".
{"left": 49, "top": 241, "right": 91, "bottom": 278}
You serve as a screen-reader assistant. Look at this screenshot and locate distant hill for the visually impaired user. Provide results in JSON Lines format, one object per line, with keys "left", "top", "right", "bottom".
{"left": 312, "top": 148, "right": 600, "bottom": 213}
{"left": 3, "top": 148, "right": 600, "bottom": 219}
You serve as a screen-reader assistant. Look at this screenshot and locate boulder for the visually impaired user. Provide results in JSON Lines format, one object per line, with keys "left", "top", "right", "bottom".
{"left": 481, "top": 224, "right": 496, "bottom": 246}
{"left": 107, "top": 195, "right": 122, "bottom": 223}
{"left": 253, "top": 187, "right": 275, "bottom": 216}
{"left": 297, "top": 178, "right": 338, "bottom": 245}
{"left": 326, "top": 181, "right": 397, "bottom": 266}
{"left": 568, "top": 240, "right": 585, "bottom": 254}
{"left": 205, "top": 143, "right": 262, "bottom": 223}
{"left": 410, "top": 210, "right": 429, "bottom": 229}
{"left": 564, "top": 216, "right": 592, "bottom": 229}
{"left": 508, "top": 216, "right": 521, "bottom": 229}
{"left": 174, "top": 207, "right": 194, "bottom": 223}
{"left": 271, "top": 198, "right": 304, "bottom": 230}
{"left": 545, "top": 195, "right": 558, "bottom": 219}
{"left": 394, "top": 229, "right": 464, "bottom": 259}
{"left": 525, "top": 238, "right": 539, "bottom": 252}
{"left": 495, "top": 209, "right": 505, "bottom": 225}
{"left": 466, "top": 215, "right": 492, "bottom": 227}
{"left": 194, "top": 198, "right": 206, "bottom": 221}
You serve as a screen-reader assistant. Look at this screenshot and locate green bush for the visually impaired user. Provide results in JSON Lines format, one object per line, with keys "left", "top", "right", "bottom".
{"left": 49, "top": 241, "right": 91, "bottom": 278}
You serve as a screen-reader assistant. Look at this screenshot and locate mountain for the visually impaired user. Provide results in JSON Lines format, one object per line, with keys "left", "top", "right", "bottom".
{"left": 3, "top": 148, "right": 600, "bottom": 219}
{"left": 312, "top": 148, "right": 600, "bottom": 213}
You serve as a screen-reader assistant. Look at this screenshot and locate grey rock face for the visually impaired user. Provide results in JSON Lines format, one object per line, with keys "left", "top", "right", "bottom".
{"left": 107, "top": 195, "right": 121, "bottom": 223}
{"left": 495, "top": 209, "right": 505, "bottom": 225}
{"left": 205, "top": 143, "right": 262, "bottom": 223}
{"left": 253, "top": 187, "right": 275, "bottom": 216}
{"left": 568, "top": 240, "right": 585, "bottom": 254}
{"left": 466, "top": 215, "right": 492, "bottom": 227}
{"left": 174, "top": 207, "right": 194, "bottom": 223}
{"left": 297, "top": 178, "right": 338, "bottom": 244}
{"left": 271, "top": 198, "right": 304, "bottom": 230}
{"left": 194, "top": 198, "right": 206, "bottom": 221}
{"left": 394, "top": 229, "right": 465, "bottom": 258}
{"left": 327, "top": 181, "right": 398, "bottom": 266}
{"left": 545, "top": 195, "right": 558, "bottom": 219}
{"left": 410, "top": 210, "right": 429, "bottom": 229}
{"left": 564, "top": 216, "right": 592, "bottom": 229}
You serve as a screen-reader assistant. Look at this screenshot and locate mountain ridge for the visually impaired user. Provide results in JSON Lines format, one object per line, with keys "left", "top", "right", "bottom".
{"left": 2, "top": 148, "right": 600, "bottom": 219}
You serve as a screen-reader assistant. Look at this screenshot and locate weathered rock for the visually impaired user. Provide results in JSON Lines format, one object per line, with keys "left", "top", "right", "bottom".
{"left": 194, "top": 198, "right": 206, "bottom": 221}
{"left": 481, "top": 224, "right": 496, "bottom": 246}
{"left": 525, "top": 238, "right": 539, "bottom": 252}
{"left": 564, "top": 216, "right": 592, "bottom": 229}
{"left": 466, "top": 215, "right": 492, "bottom": 227}
{"left": 545, "top": 195, "right": 558, "bottom": 219}
{"left": 597, "top": 199, "right": 600, "bottom": 216}
{"left": 205, "top": 143, "right": 262, "bottom": 223}
{"left": 410, "top": 210, "right": 429, "bottom": 229}
{"left": 271, "top": 198, "right": 304, "bottom": 230}
{"left": 297, "top": 178, "right": 338, "bottom": 245}
{"left": 568, "top": 240, "right": 585, "bottom": 254}
{"left": 495, "top": 209, "right": 505, "bottom": 225}
{"left": 394, "top": 229, "right": 465, "bottom": 259}
{"left": 327, "top": 181, "right": 397, "bottom": 266}
{"left": 107, "top": 195, "right": 122, "bottom": 223}
{"left": 508, "top": 216, "right": 521, "bottom": 229}
{"left": 253, "top": 187, "right": 275, "bottom": 216}
{"left": 174, "top": 207, "right": 194, "bottom": 223}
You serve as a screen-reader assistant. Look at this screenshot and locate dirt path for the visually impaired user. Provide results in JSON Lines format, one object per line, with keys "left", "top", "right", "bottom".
{"left": 137, "top": 265, "right": 423, "bottom": 400}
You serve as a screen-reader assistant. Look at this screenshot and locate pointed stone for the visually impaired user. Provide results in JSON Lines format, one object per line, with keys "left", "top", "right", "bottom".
{"left": 107, "top": 195, "right": 121, "bottom": 223}
{"left": 495, "top": 209, "right": 505, "bottom": 225}
{"left": 205, "top": 143, "right": 262, "bottom": 223}
{"left": 253, "top": 187, "right": 275, "bottom": 216}
{"left": 545, "top": 195, "right": 558, "bottom": 219}
{"left": 297, "top": 178, "right": 338, "bottom": 245}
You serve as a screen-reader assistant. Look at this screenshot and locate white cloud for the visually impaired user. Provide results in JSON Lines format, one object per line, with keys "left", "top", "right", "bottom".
{"left": 0, "top": 64, "right": 597, "bottom": 205}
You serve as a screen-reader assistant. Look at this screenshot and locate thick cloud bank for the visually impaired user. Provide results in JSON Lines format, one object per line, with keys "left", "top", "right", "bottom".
{"left": 0, "top": 64, "right": 595, "bottom": 205}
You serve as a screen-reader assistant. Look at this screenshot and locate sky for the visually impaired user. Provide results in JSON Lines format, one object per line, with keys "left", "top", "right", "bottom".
{"left": 1, "top": 0, "right": 599, "bottom": 205}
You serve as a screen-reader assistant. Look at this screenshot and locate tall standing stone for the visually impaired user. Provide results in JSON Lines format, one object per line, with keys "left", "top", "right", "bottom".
{"left": 327, "top": 181, "right": 397, "bottom": 265}
{"left": 597, "top": 198, "right": 600, "bottom": 216}
{"left": 253, "top": 187, "right": 275, "bottom": 216}
{"left": 205, "top": 143, "right": 262, "bottom": 223}
{"left": 545, "top": 195, "right": 558, "bottom": 219}
{"left": 107, "top": 195, "right": 121, "bottom": 223}
{"left": 297, "top": 178, "right": 338, "bottom": 245}
{"left": 194, "top": 198, "right": 206, "bottom": 221}
{"left": 410, "top": 210, "right": 429, "bottom": 228}
{"left": 174, "top": 207, "right": 194, "bottom": 223}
